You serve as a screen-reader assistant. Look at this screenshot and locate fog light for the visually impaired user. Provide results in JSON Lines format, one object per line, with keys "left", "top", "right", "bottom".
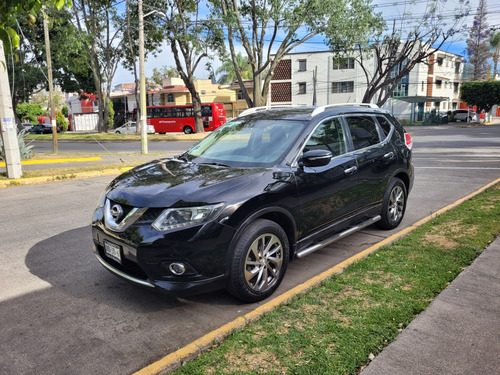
{"left": 169, "top": 263, "right": 186, "bottom": 276}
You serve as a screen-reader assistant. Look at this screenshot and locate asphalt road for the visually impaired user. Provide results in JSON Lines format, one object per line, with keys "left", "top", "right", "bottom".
{"left": 1, "top": 124, "right": 500, "bottom": 374}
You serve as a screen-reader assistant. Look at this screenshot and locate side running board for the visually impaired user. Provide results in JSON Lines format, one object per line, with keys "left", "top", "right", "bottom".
{"left": 296, "top": 215, "right": 381, "bottom": 259}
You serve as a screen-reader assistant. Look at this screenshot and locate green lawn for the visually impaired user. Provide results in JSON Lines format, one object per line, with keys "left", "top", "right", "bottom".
{"left": 172, "top": 184, "right": 500, "bottom": 375}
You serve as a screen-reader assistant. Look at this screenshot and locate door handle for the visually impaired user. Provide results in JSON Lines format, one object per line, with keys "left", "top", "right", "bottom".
{"left": 344, "top": 166, "right": 357, "bottom": 175}
{"left": 384, "top": 152, "right": 395, "bottom": 159}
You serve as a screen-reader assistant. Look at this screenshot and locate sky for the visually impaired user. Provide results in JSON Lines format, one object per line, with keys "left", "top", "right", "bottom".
{"left": 111, "top": 0, "right": 500, "bottom": 88}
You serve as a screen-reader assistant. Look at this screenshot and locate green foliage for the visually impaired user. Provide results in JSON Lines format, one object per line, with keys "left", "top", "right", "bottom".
{"left": 108, "top": 100, "right": 114, "bottom": 129}
{"left": 460, "top": 81, "right": 500, "bottom": 113}
{"left": 61, "top": 105, "right": 68, "bottom": 117}
{"left": 149, "top": 66, "right": 179, "bottom": 85}
{"left": 15, "top": 103, "right": 44, "bottom": 123}
{"left": 216, "top": 52, "right": 252, "bottom": 84}
{"left": 56, "top": 111, "right": 68, "bottom": 131}
{"left": 0, "top": 130, "right": 34, "bottom": 160}
{"left": 6, "top": 7, "right": 93, "bottom": 108}
{"left": 0, "top": 0, "right": 70, "bottom": 53}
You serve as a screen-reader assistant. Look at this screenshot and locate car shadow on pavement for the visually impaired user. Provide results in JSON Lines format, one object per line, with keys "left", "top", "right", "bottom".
{"left": 25, "top": 226, "right": 241, "bottom": 310}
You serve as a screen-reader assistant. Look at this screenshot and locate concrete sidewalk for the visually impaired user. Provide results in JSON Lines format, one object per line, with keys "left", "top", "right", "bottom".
{"left": 362, "top": 237, "right": 500, "bottom": 374}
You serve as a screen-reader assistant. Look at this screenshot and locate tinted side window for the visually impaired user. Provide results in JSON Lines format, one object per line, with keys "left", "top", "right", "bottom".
{"left": 375, "top": 115, "right": 393, "bottom": 138}
{"left": 304, "top": 117, "right": 347, "bottom": 156}
{"left": 345, "top": 116, "right": 380, "bottom": 150}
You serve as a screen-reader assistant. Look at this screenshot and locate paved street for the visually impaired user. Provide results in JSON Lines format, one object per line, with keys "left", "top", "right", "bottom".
{"left": 0, "top": 124, "right": 499, "bottom": 374}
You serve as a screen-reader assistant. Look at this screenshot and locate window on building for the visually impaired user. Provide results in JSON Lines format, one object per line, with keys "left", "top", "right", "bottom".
{"left": 453, "top": 82, "right": 459, "bottom": 94}
{"left": 237, "top": 91, "right": 244, "bottom": 100}
{"left": 421, "top": 81, "right": 425, "bottom": 92}
{"left": 201, "top": 90, "right": 206, "bottom": 95}
{"left": 455, "top": 62, "right": 461, "bottom": 74}
{"left": 331, "top": 81, "right": 354, "bottom": 93}
{"left": 298, "top": 82, "right": 307, "bottom": 94}
{"left": 437, "top": 57, "right": 444, "bottom": 66}
{"left": 436, "top": 79, "right": 442, "bottom": 89}
{"left": 298, "top": 59, "right": 307, "bottom": 71}
{"left": 332, "top": 58, "right": 355, "bottom": 70}
{"left": 392, "top": 73, "right": 409, "bottom": 97}
{"left": 167, "top": 93, "right": 174, "bottom": 103}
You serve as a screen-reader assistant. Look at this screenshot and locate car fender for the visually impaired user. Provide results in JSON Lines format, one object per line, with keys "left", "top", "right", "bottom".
{"left": 223, "top": 204, "right": 298, "bottom": 274}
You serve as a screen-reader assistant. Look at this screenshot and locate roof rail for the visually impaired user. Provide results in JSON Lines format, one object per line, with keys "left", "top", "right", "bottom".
{"left": 238, "top": 104, "right": 295, "bottom": 117}
{"left": 310, "top": 103, "right": 379, "bottom": 118}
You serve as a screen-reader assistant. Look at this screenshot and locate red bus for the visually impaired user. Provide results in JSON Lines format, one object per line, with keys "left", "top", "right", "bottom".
{"left": 132, "top": 103, "right": 227, "bottom": 134}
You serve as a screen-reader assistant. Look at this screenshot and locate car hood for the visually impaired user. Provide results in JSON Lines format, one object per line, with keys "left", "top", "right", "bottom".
{"left": 105, "top": 158, "right": 268, "bottom": 208}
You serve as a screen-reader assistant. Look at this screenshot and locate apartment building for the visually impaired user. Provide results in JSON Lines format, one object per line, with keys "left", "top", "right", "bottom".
{"left": 269, "top": 49, "right": 464, "bottom": 121}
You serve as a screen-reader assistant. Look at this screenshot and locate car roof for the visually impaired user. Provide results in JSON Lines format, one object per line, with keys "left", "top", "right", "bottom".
{"left": 238, "top": 104, "right": 388, "bottom": 121}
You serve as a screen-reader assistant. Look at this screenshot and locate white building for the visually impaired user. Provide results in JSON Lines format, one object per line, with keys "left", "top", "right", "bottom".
{"left": 269, "top": 49, "right": 465, "bottom": 122}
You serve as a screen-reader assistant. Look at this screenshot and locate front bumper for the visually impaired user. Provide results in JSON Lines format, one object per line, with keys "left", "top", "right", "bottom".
{"left": 91, "top": 214, "right": 237, "bottom": 297}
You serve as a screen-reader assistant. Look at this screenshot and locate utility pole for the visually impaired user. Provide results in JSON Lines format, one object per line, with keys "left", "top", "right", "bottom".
{"left": 312, "top": 66, "right": 317, "bottom": 106}
{"left": 43, "top": 8, "right": 58, "bottom": 153}
{"left": 138, "top": 0, "right": 148, "bottom": 154}
{"left": 0, "top": 41, "right": 22, "bottom": 178}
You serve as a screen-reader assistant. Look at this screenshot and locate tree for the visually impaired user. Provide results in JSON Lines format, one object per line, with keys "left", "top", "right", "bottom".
{"left": 6, "top": 8, "right": 94, "bottom": 111}
{"left": 490, "top": 32, "right": 500, "bottom": 78}
{"left": 154, "top": 0, "right": 225, "bottom": 133}
{"left": 215, "top": 52, "right": 252, "bottom": 84}
{"left": 15, "top": 103, "right": 44, "bottom": 123}
{"left": 339, "top": 0, "right": 470, "bottom": 106}
{"left": 466, "top": 0, "right": 492, "bottom": 81}
{"left": 460, "top": 81, "right": 500, "bottom": 122}
{"left": 72, "top": 0, "right": 127, "bottom": 132}
{"left": 149, "top": 66, "right": 179, "bottom": 86}
{"left": 211, "top": 0, "right": 383, "bottom": 107}
{"left": 1, "top": 0, "right": 69, "bottom": 178}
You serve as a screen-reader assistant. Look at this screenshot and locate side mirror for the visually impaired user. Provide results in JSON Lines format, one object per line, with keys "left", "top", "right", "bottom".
{"left": 300, "top": 149, "right": 333, "bottom": 168}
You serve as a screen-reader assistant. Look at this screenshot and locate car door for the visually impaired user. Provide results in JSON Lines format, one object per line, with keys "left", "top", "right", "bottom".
{"left": 344, "top": 114, "right": 398, "bottom": 209}
{"left": 296, "top": 116, "right": 359, "bottom": 239}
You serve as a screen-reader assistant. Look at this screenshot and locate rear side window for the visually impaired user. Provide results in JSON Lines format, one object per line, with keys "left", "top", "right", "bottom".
{"left": 345, "top": 116, "right": 380, "bottom": 150}
{"left": 375, "top": 115, "right": 393, "bottom": 138}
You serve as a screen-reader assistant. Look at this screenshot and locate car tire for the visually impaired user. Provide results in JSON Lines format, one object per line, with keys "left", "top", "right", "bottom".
{"left": 183, "top": 126, "right": 193, "bottom": 134}
{"left": 227, "top": 219, "right": 289, "bottom": 302}
{"left": 378, "top": 178, "right": 407, "bottom": 230}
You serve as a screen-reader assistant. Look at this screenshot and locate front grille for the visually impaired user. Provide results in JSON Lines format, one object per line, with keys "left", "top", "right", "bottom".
{"left": 136, "top": 207, "right": 164, "bottom": 223}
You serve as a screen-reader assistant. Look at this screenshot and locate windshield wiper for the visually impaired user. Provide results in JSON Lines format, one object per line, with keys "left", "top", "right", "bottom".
{"left": 199, "top": 162, "right": 231, "bottom": 168}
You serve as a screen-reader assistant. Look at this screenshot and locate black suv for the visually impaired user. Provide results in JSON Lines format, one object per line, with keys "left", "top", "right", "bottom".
{"left": 92, "top": 104, "right": 414, "bottom": 302}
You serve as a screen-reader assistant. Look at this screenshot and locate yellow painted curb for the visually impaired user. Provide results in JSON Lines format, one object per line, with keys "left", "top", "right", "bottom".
{"left": 0, "top": 168, "right": 123, "bottom": 188}
{"left": 0, "top": 157, "right": 101, "bottom": 167}
{"left": 135, "top": 176, "right": 500, "bottom": 375}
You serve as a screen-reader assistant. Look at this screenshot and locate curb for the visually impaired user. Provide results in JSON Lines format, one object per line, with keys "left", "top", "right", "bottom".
{"left": 134, "top": 177, "right": 500, "bottom": 375}
{"left": 0, "top": 157, "right": 101, "bottom": 167}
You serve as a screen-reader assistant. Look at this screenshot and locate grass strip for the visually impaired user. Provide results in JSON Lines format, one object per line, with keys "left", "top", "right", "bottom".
{"left": 172, "top": 184, "right": 500, "bottom": 375}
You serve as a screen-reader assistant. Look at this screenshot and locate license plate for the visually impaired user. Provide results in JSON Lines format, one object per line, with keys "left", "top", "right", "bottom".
{"left": 104, "top": 241, "right": 122, "bottom": 264}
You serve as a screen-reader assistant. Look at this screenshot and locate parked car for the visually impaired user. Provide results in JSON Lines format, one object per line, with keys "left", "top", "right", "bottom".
{"left": 114, "top": 121, "right": 155, "bottom": 134}
{"left": 21, "top": 123, "right": 33, "bottom": 131}
{"left": 28, "top": 124, "right": 59, "bottom": 134}
{"left": 92, "top": 104, "right": 414, "bottom": 302}
{"left": 452, "top": 109, "right": 477, "bottom": 122}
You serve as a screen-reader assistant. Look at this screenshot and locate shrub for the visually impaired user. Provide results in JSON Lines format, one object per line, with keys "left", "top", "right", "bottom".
{"left": 0, "top": 129, "right": 34, "bottom": 161}
{"left": 56, "top": 111, "right": 68, "bottom": 132}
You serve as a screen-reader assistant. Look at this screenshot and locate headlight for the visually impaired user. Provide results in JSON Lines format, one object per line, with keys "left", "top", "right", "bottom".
{"left": 152, "top": 204, "right": 224, "bottom": 231}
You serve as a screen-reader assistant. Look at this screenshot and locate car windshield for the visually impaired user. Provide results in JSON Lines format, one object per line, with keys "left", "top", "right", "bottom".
{"left": 184, "top": 117, "right": 307, "bottom": 167}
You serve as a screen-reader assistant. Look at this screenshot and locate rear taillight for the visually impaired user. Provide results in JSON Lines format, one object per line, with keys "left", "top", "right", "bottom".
{"left": 404, "top": 133, "right": 413, "bottom": 150}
